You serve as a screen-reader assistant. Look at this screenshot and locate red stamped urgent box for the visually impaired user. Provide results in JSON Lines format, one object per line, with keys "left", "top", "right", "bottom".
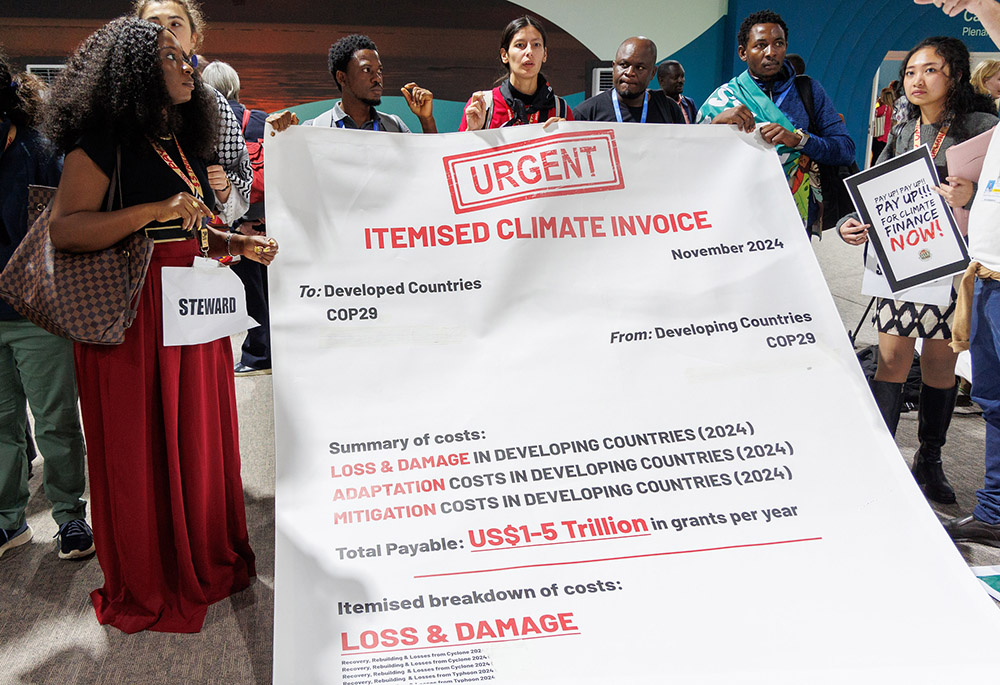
{"left": 442, "top": 129, "right": 625, "bottom": 214}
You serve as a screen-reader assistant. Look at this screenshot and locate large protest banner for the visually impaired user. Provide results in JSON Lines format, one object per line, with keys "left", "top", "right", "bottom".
{"left": 266, "top": 122, "right": 1000, "bottom": 684}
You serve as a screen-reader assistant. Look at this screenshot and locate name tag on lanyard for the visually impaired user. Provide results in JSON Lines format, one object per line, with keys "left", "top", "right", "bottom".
{"left": 982, "top": 177, "right": 1000, "bottom": 197}
{"left": 160, "top": 257, "right": 258, "bottom": 346}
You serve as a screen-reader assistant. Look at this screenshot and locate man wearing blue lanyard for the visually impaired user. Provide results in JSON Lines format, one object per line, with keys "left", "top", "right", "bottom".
{"left": 269, "top": 34, "right": 437, "bottom": 134}
{"left": 573, "top": 37, "right": 685, "bottom": 124}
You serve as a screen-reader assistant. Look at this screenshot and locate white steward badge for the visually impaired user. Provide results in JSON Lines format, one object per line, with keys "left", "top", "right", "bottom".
{"left": 160, "top": 257, "right": 258, "bottom": 346}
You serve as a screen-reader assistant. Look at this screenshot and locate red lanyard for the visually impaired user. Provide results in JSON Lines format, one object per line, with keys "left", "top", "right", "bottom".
{"left": 505, "top": 110, "right": 541, "bottom": 126}
{"left": 148, "top": 134, "right": 211, "bottom": 254}
{"left": 149, "top": 135, "right": 204, "bottom": 199}
{"left": 914, "top": 119, "right": 950, "bottom": 159}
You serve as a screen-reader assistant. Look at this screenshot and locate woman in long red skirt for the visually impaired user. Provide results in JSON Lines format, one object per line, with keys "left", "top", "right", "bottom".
{"left": 45, "top": 17, "right": 276, "bottom": 633}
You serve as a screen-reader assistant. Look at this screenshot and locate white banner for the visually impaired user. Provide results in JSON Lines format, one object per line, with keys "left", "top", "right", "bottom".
{"left": 267, "top": 122, "right": 1000, "bottom": 684}
{"left": 160, "top": 257, "right": 257, "bottom": 346}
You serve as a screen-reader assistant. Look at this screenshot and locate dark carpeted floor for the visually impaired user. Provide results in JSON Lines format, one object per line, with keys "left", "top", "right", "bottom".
{"left": 0, "top": 357, "right": 275, "bottom": 685}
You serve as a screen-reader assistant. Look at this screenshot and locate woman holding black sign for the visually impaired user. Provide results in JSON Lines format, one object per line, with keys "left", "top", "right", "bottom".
{"left": 839, "top": 36, "right": 997, "bottom": 504}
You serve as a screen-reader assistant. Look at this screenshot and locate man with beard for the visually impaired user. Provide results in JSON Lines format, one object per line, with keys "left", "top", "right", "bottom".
{"left": 698, "top": 10, "right": 854, "bottom": 231}
{"left": 268, "top": 34, "right": 436, "bottom": 133}
{"left": 656, "top": 60, "right": 697, "bottom": 124}
{"left": 572, "top": 37, "right": 685, "bottom": 124}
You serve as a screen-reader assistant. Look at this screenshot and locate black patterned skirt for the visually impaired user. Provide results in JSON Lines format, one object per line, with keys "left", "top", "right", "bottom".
{"left": 874, "top": 281, "right": 957, "bottom": 339}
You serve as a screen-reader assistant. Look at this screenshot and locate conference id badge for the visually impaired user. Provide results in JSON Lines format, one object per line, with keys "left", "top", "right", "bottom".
{"left": 978, "top": 130, "right": 1000, "bottom": 205}
{"left": 982, "top": 176, "right": 1000, "bottom": 203}
{"left": 160, "top": 257, "right": 258, "bottom": 347}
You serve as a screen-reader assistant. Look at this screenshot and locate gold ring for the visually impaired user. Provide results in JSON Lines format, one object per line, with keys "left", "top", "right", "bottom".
{"left": 191, "top": 201, "right": 199, "bottom": 209}
{"left": 254, "top": 245, "right": 263, "bottom": 255}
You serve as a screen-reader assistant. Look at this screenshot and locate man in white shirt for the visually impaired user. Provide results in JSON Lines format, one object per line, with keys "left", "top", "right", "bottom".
{"left": 919, "top": 0, "right": 1000, "bottom": 546}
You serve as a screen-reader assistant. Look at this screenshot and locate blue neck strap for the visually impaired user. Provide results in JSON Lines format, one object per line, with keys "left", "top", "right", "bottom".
{"left": 612, "top": 89, "right": 648, "bottom": 124}
{"left": 774, "top": 86, "right": 792, "bottom": 109}
{"left": 336, "top": 116, "right": 380, "bottom": 131}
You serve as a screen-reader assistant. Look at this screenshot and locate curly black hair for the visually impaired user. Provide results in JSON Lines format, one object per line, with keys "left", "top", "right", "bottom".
{"left": 0, "top": 49, "right": 43, "bottom": 128}
{"left": 737, "top": 10, "right": 788, "bottom": 49}
{"left": 328, "top": 34, "right": 377, "bottom": 91}
{"left": 899, "top": 36, "right": 992, "bottom": 128}
{"left": 44, "top": 17, "right": 217, "bottom": 158}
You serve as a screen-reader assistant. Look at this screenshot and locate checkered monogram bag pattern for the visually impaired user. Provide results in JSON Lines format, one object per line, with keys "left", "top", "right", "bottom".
{"left": 0, "top": 152, "right": 154, "bottom": 345}
{"left": 27, "top": 184, "right": 54, "bottom": 226}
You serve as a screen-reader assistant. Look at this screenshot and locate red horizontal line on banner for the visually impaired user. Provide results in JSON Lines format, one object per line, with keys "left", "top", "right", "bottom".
{"left": 471, "top": 532, "right": 652, "bottom": 552}
{"left": 341, "top": 631, "right": 581, "bottom": 657}
{"left": 414, "top": 536, "right": 823, "bottom": 578}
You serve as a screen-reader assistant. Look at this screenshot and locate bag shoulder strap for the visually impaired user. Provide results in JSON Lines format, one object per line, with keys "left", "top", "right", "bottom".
{"left": 482, "top": 89, "right": 495, "bottom": 128}
{"left": 240, "top": 106, "right": 251, "bottom": 134}
{"left": 794, "top": 74, "right": 814, "bottom": 131}
{"left": 107, "top": 146, "right": 121, "bottom": 212}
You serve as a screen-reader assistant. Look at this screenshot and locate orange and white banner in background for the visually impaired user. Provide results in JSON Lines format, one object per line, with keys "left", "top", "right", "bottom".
{"left": 266, "top": 122, "right": 1000, "bottom": 684}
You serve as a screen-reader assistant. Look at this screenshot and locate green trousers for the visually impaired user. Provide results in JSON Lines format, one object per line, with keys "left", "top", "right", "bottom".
{"left": 0, "top": 320, "right": 87, "bottom": 529}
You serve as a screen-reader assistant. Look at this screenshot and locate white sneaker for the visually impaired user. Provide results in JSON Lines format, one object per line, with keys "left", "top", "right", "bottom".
{"left": 0, "top": 523, "right": 32, "bottom": 558}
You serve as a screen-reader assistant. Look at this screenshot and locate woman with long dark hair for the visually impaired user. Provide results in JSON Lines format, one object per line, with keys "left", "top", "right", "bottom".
{"left": 45, "top": 17, "right": 276, "bottom": 633}
{"left": 839, "top": 36, "right": 998, "bottom": 505}
{"left": 460, "top": 16, "right": 573, "bottom": 130}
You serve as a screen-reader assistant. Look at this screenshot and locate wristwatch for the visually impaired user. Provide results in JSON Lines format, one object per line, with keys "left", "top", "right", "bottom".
{"left": 794, "top": 128, "right": 810, "bottom": 150}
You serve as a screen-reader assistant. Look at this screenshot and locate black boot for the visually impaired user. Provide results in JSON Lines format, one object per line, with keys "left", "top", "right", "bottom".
{"left": 911, "top": 382, "right": 958, "bottom": 504}
{"left": 870, "top": 379, "right": 904, "bottom": 437}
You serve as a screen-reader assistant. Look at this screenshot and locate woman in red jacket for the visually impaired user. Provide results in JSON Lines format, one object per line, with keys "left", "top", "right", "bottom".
{"left": 460, "top": 16, "right": 573, "bottom": 130}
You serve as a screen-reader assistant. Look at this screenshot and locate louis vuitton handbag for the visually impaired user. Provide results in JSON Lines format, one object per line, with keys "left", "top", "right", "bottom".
{"left": 0, "top": 149, "right": 154, "bottom": 345}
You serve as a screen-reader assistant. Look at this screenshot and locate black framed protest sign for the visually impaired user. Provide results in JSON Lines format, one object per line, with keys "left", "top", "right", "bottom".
{"left": 845, "top": 145, "right": 969, "bottom": 292}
